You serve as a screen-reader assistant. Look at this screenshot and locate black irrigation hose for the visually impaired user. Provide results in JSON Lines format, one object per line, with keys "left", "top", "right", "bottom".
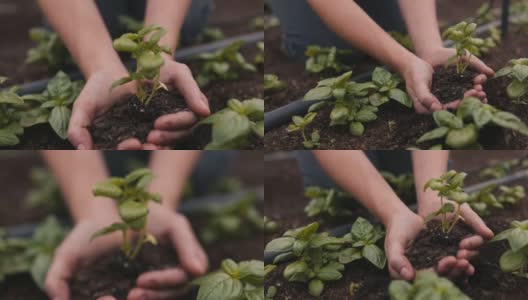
{"left": 263, "top": 170, "right": 528, "bottom": 265}
{"left": 11, "top": 31, "right": 264, "bottom": 96}
{"left": 502, "top": 0, "right": 511, "bottom": 39}
{"left": 4, "top": 187, "right": 264, "bottom": 238}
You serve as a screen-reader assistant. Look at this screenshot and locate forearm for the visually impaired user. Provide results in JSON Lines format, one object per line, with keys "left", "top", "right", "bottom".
{"left": 411, "top": 150, "right": 450, "bottom": 216}
{"left": 398, "top": 0, "right": 443, "bottom": 58}
{"left": 307, "top": 0, "right": 415, "bottom": 74}
{"left": 148, "top": 150, "right": 202, "bottom": 209}
{"left": 144, "top": 0, "right": 192, "bottom": 55}
{"left": 312, "top": 151, "right": 413, "bottom": 227}
{"left": 40, "top": 151, "right": 119, "bottom": 223}
{"left": 36, "top": 0, "right": 126, "bottom": 78}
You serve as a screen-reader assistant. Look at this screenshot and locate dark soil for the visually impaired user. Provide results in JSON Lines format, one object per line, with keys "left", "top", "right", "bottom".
{"left": 90, "top": 89, "right": 187, "bottom": 149}
{"left": 431, "top": 66, "right": 477, "bottom": 104}
{"left": 70, "top": 244, "right": 179, "bottom": 300}
{"left": 407, "top": 221, "right": 473, "bottom": 269}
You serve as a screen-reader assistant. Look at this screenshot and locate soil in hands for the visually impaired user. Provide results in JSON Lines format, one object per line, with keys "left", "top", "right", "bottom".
{"left": 407, "top": 220, "right": 473, "bottom": 269}
{"left": 70, "top": 244, "right": 179, "bottom": 300}
{"left": 89, "top": 88, "right": 187, "bottom": 149}
{"left": 431, "top": 66, "right": 477, "bottom": 104}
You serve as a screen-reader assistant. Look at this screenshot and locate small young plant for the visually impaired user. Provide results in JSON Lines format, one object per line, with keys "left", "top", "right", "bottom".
{"left": 443, "top": 21, "right": 484, "bottom": 75}
{"left": 0, "top": 77, "right": 25, "bottom": 146}
{"left": 111, "top": 25, "right": 172, "bottom": 105}
{"left": 199, "top": 193, "right": 264, "bottom": 244}
{"left": 497, "top": 185, "right": 526, "bottom": 206}
{"left": 287, "top": 112, "right": 320, "bottom": 149}
{"left": 264, "top": 74, "right": 286, "bottom": 94}
{"left": 20, "top": 71, "right": 83, "bottom": 139}
{"left": 25, "top": 27, "right": 71, "bottom": 71}
{"left": 339, "top": 217, "right": 387, "bottom": 269}
{"left": 250, "top": 16, "right": 280, "bottom": 30}
{"left": 468, "top": 184, "right": 502, "bottom": 217}
{"left": 389, "top": 270, "right": 470, "bottom": 300}
{"left": 473, "top": 27, "right": 500, "bottom": 57}
{"left": 0, "top": 216, "right": 66, "bottom": 289}
{"left": 423, "top": 170, "right": 470, "bottom": 235}
{"left": 24, "top": 167, "right": 63, "bottom": 212}
{"left": 305, "top": 46, "right": 353, "bottom": 74}
{"left": 479, "top": 158, "right": 520, "bottom": 180}
{"left": 199, "top": 98, "right": 263, "bottom": 149}
{"left": 91, "top": 168, "right": 161, "bottom": 259}
{"left": 490, "top": 220, "right": 528, "bottom": 277}
{"left": 417, "top": 97, "right": 528, "bottom": 149}
{"left": 380, "top": 171, "right": 415, "bottom": 203}
{"left": 193, "top": 259, "right": 264, "bottom": 300}
{"left": 303, "top": 186, "right": 353, "bottom": 219}
{"left": 254, "top": 42, "right": 264, "bottom": 65}
{"left": 368, "top": 67, "right": 412, "bottom": 108}
{"left": 496, "top": 58, "right": 528, "bottom": 103}
{"left": 193, "top": 41, "right": 257, "bottom": 87}
{"left": 196, "top": 27, "right": 225, "bottom": 43}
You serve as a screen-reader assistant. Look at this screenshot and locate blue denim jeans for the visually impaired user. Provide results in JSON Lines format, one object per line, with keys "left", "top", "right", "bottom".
{"left": 266, "top": 0, "right": 405, "bottom": 61}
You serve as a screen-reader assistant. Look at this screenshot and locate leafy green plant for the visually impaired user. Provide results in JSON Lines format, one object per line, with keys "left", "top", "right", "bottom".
{"left": 367, "top": 68, "right": 412, "bottom": 108}
{"left": 305, "top": 46, "right": 352, "bottom": 74}
{"left": 496, "top": 58, "right": 528, "bottom": 103}
{"left": 497, "top": 185, "right": 526, "bottom": 205}
{"left": 480, "top": 158, "right": 520, "bottom": 179}
{"left": 473, "top": 27, "right": 500, "bottom": 57}
{"left": 380, "top": 171, "right": 415, "bottom": 203}
{"left": 193, "top": 41, "right": 256, "bottom": 87}
{"left": 250, "top": 16, "right": 280, "bottom": 30}
{"left": 287, "top": 112, "right": 320, "bottom": 149}
{"left": 423, "top": 170, "right": 470, "bottom": 235}
{"left": 0, "top": 216, "right": 66, "bottom": 289}
{"left": 196, "top": 27, "right": 225, "bottom": 43}
{"left": 118, "top": 15, "right": 144, "bottom": 33}
{"left": 24, "top": 167, "right": 63, "bottom": 212}
{"left": 199, "top": 192, "right": 264, "bottom": 244}
{"left": 20, "top": 71, "right": 83, "bottom": 139}
{"left": 111, "top": 25, "right": 172, "bottom": 105}
{"left": 467, "top": 184, "right": 502, "bottom": 217}
{"left": 339, "top": 217, "right": 387, "bottom": 269}
{"left": 389, "top": 270, "right": 470, "bottom": 300}
{"left": 0, "top": 77, "right": 25, "bottom": 146}
{"left": 264, "top": 216, "right": 280, "bottom": 233}
{"left": 443, "top": 21, "right": 484, "bottom": 75}
{"left": 264, "top": 74, "right": 286, "bottom": 94}
{"left": 91, "top": 168, "right": 161, "bottom": 259}
{"left": 417, "top": 97, "right": 528, "bottom": 149}
{"left": 490, "top": 220, "right": 528, "bottom": 277}
{"left": 303, "top": 186, "right": 353, "bottom": 219}
{"left": 255, "top": 42, "right": 264, "bottom": 65}
{"left": 199, "top": 98, "right": 263, "bottom": 150}
{"left": 25, "top": 27, "right": 71, "bottom": 71}
{"left": 193, "top": 259, "right": 264, "bottom": 300}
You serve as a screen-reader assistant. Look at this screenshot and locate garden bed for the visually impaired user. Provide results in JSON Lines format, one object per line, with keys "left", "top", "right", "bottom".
{"left": 264, "top": 151, "right": 528, "bottom": 300}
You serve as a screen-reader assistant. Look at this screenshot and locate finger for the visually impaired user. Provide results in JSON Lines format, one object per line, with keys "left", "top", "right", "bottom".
{"left": 387, "top": 242, "right": 414, "bottom": 280}
{"left": 473, "top": 84, "right": 483, "bottom": 92}
{"left": 170, "top": 215, "right": 209, "bottom": 275}
{"left": 459, "top": 235, "right": 484, "bottom": 250}
{"left": 469, "top": 56, "right": 495, "bottom": 76}
{"left": 154, "top": 111, "right": 198, "bottom": 131}
{"left": 457, "top": 249, "right": 479, "bottom": 260}
{"left": 477, "top": 91, "right": 486, "bottom": 99}
{"left": 137, "top": 268, "right": 188, "bottom": 289}
{"left": 97, "top": 297, "right": 117, "bottom": 300}
{"left": 128, "top": 288, "right": 188, "bottom": 300}
{"left": 466, "top": 264, "right": 475, "bottom": 276}
{"left": 68, "top": 100, "right": 95, "bottom": 150}
{"left": 171, "top": 63, "right": 210, "bottom": 116}
{"left": 443, "top": 100, "right": 461, "bottom": 110}
{"left": 116, "top": 139, "right": 143, "bottom": 150}
{"left": 415, "top": 83, "right": 442, "bottom": 111}
{"left": 142, "top": 143, "right": 162, "bottom": 150}
{"left": 412, "top": 97, "right": 430, "bottom": 114}
{"left": 446, "top": 259, "right": 470, "bottom": 279}
{"left": 463, "top": 89, "right": 479, "bottom": 98}
{"left": 461, "top": 205, "right": 494, "bottom": 239}
{"left": 147, "top": 129, "right": 192, "bottom": 146}
{"left": 45, "top": 250, "right": 76, "bottom": 300}
{"left": 473, "top": 74, "right": 487, "bottom": 85}
{"left": 435, "top": 256, "right": 457, "bottom": 275}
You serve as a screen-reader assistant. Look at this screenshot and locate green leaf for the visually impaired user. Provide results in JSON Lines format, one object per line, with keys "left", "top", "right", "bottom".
{"left": 111, "top": 77, "right": 134, "bottom": 90}
{"left": 362, "top": 244, "right": 387, "bottom": 269}
{"left": 349, "top": 122, "right": 365, "bottom": 136}
{"left": 492, "top": 111, "right": 528, "bottom": 134}
{"left": 338, "top": 247, "right": 362, "bottom": 264}
{"left": 499, "top": 249, "right": 527, "bottom": 272}
{"left": 372, "top": 67, "right": 392, "bottom": 86}
{"left": 495, "top": 66, "right": 512, "bottom": 77}
{"left": 507, "top": 228, "right": 528, "bottom": 252}
{"left": 445, "top": 124, "right": 479, "bottom": 149}
{"left": 433, "top": 110, "right": 463, "bottom": 129}
{"left": 417, "top": 127, "right": 449, "bottom": 143}
{"left": 47, "top": 71, "right": 72, "bottom": 99}
{"left": 0, "top": 91, "right": 24, "bottom": 105}
{"left": 473, "top": 106, "right": 493, "bottom": 128}
{"left": 211, "top": 111, "right": 251, "bottom": 146}
{"left": 19, "top": 108, "right": 50, "bottom": 127}
{"left": 388, "top": 280, "right": 412, "bottom": 300}
{"left": 221, "top": 259, "right": 239, "bottom": 277}
{"left": 49, "top": 106, "right": 71, "bottom": 139}
{"left": 125, "top": 168, "right": 153, "bottom": 183}
{"left": 308, "top": 279, "right": 324, "bottom": 297}
{"left": 283, "top": 260, "right": 308, "bottom": 282}
{"left": 330, "top": 104, "right": 349, "bottom": 126}
{"left": 316, "top": 265, "right": 343, "bottom": 281}
{"left": 355, "top": 109, "right": 377, "bottom": 123}
{"left": 90, "top": 222, "right": 128, "bottom": 241}
{"left": 351, "top": 217, "right": 374, "bottom": 239}
{"left": 265, "top": 237, "right": 294, "bottom": 252}
{"left": 31, "top": 254, "right": 51, "bottom": 290}
{"left": 195, "top": 272, "right": 244, "bottom": 300}
{"left": 506, "top": 80, "right": 528, "bottom": 99}
{"left": 457, "top": 97, "right": 482, "bottom": 119}
{"left": 491, "top": 228, "right": 513, "bottom": 243}
{"left": 119, "top": 200, "right": 148, "bottom": 223}
{"left": 389, "top": 88, "right": 412, "bottom": 108}
{"left": 512, "top": 64, "right": 528, "bottom": 82}
{"left": 92, "top": 181, "right": 123, "bottom": 198}
{"left": 369, "top": 93, "right": 389, "bottom": 106}
{"left": 304, "top": 87, "right": 333, "bottom": 101}
{"left": 0, "top": 129, "right": 20, "bottom": 146}
{"left": 136, "top": 174, "right": 154, "bottom": 189}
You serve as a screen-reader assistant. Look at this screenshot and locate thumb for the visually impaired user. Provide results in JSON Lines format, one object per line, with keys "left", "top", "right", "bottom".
{"left": 170, "top": 64, "right": 210, "bottom": 117}
{"left": 414, "top": 80, "right": 442, "bottom": 111}
{"left": 45, "top": 250, "right": 76, "bottom": 300}
{"left": 469, "top": 56, "right": 495, "bottom": 77}
{"left": 461, "top": 205, "right": 494, "bottom": 239}
{"left": 170, "top": 215, "right": 209, "bottom": 276}
{"left": 68, "top": 98, "right": 94, "bottom": 150}
{"left": 387, "top": 238, "right": 415, "bottom": 280}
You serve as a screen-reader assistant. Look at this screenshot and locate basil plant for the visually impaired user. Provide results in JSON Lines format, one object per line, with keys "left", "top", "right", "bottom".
{"left": 264, "top": 74, "right": 286, "bottom": 94}
{"left": 443, "top": 21, "right": 484, "bottom": 75}
{"left": 199, "top": 98, "right": 263, "bottom": 150}
{"left": 496, "top": 58, "right": 528, "bottom": 103}
{"left": 491, "top": 220, "right": 528, "bottom": 277}
{"left": 389, "top": 270, "right": 470, "bottom": 300}
{"left": 304, "top": 186, "right": 353, "bottom": 219}
{"left": 287, "top": 112, "right": 320, "bottom": 149}
{"left": 25, "top": 27, "right": 71, "bottom": 71}
{"left": 305, "top": 46, "right": 352, "bottom": 74}
{"left": 0, "top": 77, "right": 25, "bottom": 146}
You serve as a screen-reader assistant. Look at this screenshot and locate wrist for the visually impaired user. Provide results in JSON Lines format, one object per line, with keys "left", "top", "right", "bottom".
{"left": 74, "top": 198, "right": 120, "bottom": 225}
{"left": 83, "top": 53, "right": 128, "bottom": 80}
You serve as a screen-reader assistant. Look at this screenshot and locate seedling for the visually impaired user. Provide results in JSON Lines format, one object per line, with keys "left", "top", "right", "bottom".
{"left": 303, "top": 186, "right": 353, "bottom": 219}
{"left": 199, "top": 193, "right": 264, "bottom": 244}
{"left": 20, "top": 71, "right": 83, "bottom": 139}
{"left": 479, "top": 158, "right": 520, "bottom": 179}
{"left": 193, "top": 259, "right": 264, "bottom": 300}
{"left": 287, "top": 112, "right": 320, "bottom": 149}
{"left": 389, "top": 270, "right": 470, "bottom": 300}
{"left": 24, "top": 167, "right": 63, "bottom": 212}
{"left": 368, "top": 68, "right": 412, "bottom": 108}
{"left": 467, "top": 184, "right": 502, "bottom": 217}
{"left": 0, "top": 216, "right": 66, "bottom": 289}
{"left": 264, "top": 74, "right": 286, "bottom": 94}
{"left": 497, "top": 185, "right": 526, "bottom": 205}
{"left": 199, "top": 98, "right": 263, "bottom": 150}
{"left": 250, "top": 16, "right": 280, "bottom": 30}
{"left": 196, "top": 27, "right": 225, "bottom": 43}
{"left": 254, "top": 42, "right": 264, "bottom": 65}
{"left": 473, "top": 27, "right": 500, "bottom": 57}
{"left": 339, "top": 217, "right": 387, "bottom": 269}
{"left": 423, "top": 170, "right": 470, "bottom": 235}
{"left": 91, "top": 168, "right": 161, "bottom": 259}
{"left": 496, "top": 58, "right": 528, "bottom": 103}
{"left": 469, "top": 3, "right": 499, "bottom": 24}
{"left": 305, "top": 46, "right": 352, "bottom": 74}
{"left": 491, "top": 220, "right": 528, "bottom": 277}
{"left": 380, "top": 171, "right": 415, "bottom": 203}
{"left": 111, "top": 25, "right": 172, "bottom": 105}
{"left": 0, "top": 77, "right": 25, "bottom": 146}
{"left": 25, "top": 27, "right": 71, "bottom": 71}
{"left": 417, "top": 97, "right": 528, "bottom": 149}
{"left": 193, "top": 41, "right": 256, "bottom": 87}
{"left": 443, "top": 21, "right": 483, "bottom": 75}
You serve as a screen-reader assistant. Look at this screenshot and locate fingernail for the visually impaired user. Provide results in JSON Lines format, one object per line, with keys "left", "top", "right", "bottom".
{"left": 77, "top": 144, "right": 85, "bottom": 150}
